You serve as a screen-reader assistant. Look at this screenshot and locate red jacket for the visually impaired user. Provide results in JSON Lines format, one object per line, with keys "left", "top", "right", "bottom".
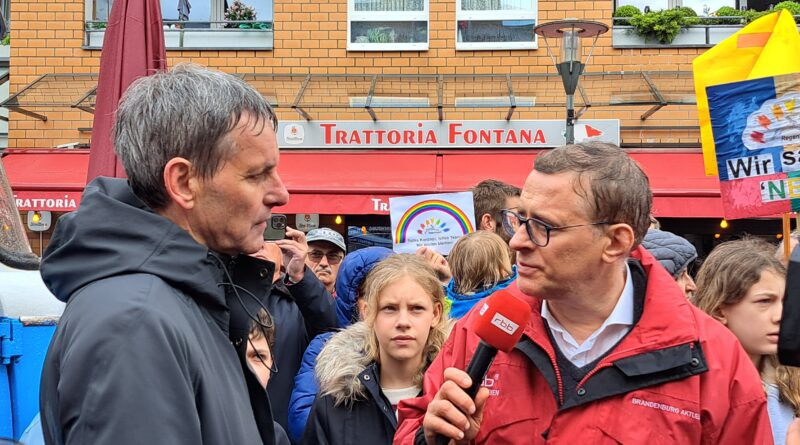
{"left": 394, "top": 247, "right": 772, "bottom": 444}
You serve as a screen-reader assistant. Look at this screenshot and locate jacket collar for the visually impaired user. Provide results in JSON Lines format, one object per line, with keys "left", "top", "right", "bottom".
{"left": 359, "top": 364, "right": 399, "bottom": 428}
{"left": 521, "top": 246, "right": 700, "bottom": 364}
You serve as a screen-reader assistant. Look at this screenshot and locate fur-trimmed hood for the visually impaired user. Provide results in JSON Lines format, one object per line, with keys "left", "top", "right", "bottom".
{"left": 315, "top": 320, "right": 452, "bottom": 407}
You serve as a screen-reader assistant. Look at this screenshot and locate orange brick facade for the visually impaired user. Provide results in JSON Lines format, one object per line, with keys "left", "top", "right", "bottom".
{"left": 8, "top": 0, "right": 704, "bottom": 150}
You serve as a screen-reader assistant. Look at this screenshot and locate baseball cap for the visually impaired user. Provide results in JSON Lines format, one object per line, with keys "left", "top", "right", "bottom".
{"left": 306, "top": 228, "right": 347, "bottom": 253}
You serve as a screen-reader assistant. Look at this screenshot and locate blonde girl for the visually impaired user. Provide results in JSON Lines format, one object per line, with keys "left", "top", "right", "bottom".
{"left": 302, "top": 254, "right": 450, "bottom": 445}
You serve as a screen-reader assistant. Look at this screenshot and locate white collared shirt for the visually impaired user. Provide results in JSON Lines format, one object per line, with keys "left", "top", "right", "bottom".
{"left": 541, "top": 263, "right": 634, "bottom": 367}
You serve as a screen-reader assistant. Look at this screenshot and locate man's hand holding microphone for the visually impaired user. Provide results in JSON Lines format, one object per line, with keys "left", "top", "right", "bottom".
{"left": 422, "top": 290, "right": 532, "bottom": 445}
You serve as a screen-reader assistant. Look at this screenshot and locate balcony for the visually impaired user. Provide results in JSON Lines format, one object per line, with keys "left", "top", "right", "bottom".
{"left": 612, "top": 15, "right": 800, "bottom": 48}
{"left": 84, "top": 20, "right": 274, "bottom": 51}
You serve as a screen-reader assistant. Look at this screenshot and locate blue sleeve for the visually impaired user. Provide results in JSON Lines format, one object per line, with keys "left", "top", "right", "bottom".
{"left": 287, "top": 333, "right": 331, "bottom": 443}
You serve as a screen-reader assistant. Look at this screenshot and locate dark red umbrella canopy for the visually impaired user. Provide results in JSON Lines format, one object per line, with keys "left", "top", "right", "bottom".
{"left": 87, "top": 0, "right": 167, "bottom": 181}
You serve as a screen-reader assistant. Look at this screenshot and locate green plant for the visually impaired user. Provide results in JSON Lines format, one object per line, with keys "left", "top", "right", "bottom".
{"left": 742, "top": 8, "right": 770, "bottom": 23}
{"left": 774, "top": 1, "right": 800, "bottom": 16}
{"left": 367, "top": 28, "right": 391, "bottom": 43}
{"left": 629, "top": 9, "right": 694, "bottom": 44}
{"left": 714, "top": 6, "right": 744, "bottom": 24}
{"left": 613, "top": 5, "right": 642, "bottom": 25}
{"left": 1, "top": 34, "right": 8, "bottom": 46}
{"left": 225, "top": 0, "right": 256, "bottom": 28}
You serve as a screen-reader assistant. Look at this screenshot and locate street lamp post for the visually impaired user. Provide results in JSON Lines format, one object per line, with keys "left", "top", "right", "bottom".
{"left": 534, "top": 19, "right": 608, "bottom": 144}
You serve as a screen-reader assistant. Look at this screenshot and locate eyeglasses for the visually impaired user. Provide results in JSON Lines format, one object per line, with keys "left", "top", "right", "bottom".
{"left": 307, "top": 250, "right": 344, "bottom": 265}
{"left": 247, "top": 337, "right": 279, "bottom": 375}
{"left": 500, "top": 209, "right": 610, "bottom": 247}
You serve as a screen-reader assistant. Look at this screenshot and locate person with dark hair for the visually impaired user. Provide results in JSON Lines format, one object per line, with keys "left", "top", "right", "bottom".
{"left": 395, "top": 142, "right": 771, "bottom": 444}
{"left": 470, "top": 179, "right": 521, "bottom": 243}
{"left": 38, "top": 64, "right": 289, "bottom": 445}
{"left": 247, "top": 309, "right": 291, "bottom": 445}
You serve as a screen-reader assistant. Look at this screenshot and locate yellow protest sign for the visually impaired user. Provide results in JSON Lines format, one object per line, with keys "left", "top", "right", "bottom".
{"left": 693, "top": 10, "right": 800, "bottom": 176}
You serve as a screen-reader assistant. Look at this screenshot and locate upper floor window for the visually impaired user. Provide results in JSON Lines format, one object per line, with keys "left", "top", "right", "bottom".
{"left": 348, "top": 0, "right": 429, "bottom": 51}
{"left": 86, "top": 0, "right": 274, "bottom": 50}
{"left": 456, "top": 0, "right": 537, "bottom": 50}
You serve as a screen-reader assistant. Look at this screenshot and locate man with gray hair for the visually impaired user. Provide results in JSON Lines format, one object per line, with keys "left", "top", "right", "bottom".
{"left": 39, "top": 64, "right": 288, "bottom": 445}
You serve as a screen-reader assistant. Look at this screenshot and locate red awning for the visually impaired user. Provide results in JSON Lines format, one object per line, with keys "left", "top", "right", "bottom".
{"left": 4, "top": 150, "right": 89, "bottom": 211}
{"left": 3, "top": 149, "right": 724, "bottom": 217}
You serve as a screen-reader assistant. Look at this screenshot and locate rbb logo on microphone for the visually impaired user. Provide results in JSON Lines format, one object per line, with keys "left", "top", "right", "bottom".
{"left": 490, "top": 313, "right": 519, "bottom": 335}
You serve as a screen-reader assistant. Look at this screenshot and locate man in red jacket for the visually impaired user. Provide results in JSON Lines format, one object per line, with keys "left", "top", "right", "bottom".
{"left": 394, "top": 142, "right": 772, "bottom": 444}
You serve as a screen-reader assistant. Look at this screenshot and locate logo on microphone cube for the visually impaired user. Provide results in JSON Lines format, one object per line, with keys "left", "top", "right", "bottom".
{"left": 491, "top": 313, "right": 519, "bottom": 335}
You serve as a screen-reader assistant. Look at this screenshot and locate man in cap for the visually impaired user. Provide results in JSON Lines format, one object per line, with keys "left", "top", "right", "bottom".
{"left": 305, "top": 227, "right": 346, "bottom": 295}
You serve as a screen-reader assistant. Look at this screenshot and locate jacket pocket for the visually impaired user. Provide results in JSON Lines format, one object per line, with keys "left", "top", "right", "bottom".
{"left": 597, "top": 390, "right": 703, "bottom": 444}
{"left": 475, "top": 395, "right": 541, "bottom": 445}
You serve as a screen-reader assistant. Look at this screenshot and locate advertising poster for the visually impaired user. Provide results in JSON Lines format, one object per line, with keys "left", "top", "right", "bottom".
{"left": 389, "top": 192, "right": 475, "bottom": 255}
{"left": 708, "top": 72, "right": 800, "bottom": 219}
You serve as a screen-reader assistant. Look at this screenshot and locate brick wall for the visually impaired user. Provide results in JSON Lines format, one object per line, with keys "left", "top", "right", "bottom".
{"left": 8, "top": 0, "right": 705, "bottom": 149}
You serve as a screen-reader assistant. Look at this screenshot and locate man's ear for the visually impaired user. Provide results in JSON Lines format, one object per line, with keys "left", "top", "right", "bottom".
{"left": 601, "top": 223, "right": 636, "bottom": 264}
{"left": 163, "top": 157, "right": 197, "bottom": 210}
{"left": 479, "top": 213, "right": 496, "bottom": 231}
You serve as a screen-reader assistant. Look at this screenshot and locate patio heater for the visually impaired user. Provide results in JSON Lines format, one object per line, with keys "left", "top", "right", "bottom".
{"left": 534, "top": 19, "right": 608, "bottom": 144}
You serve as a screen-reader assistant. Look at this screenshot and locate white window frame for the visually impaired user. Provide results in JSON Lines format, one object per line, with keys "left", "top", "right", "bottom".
{"left": 347, "top": 0, "right": 429, "bottom": 51}
{"left": 455, "top": 0, "right": 538, "bottom": 50}
{"left": 84, "top": 0, "right": 274, "bottom": 50}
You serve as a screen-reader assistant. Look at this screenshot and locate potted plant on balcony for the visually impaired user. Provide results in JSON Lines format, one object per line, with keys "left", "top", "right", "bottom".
{"left": 224, "top": 0, "right": 257, "bottom": 28}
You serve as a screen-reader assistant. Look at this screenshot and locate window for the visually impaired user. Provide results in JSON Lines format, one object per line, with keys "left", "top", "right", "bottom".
{"left": 456, "top": 0, "right": 537, "bottom": 50}
{"left": 85, "top": 0, "right": 274, "bottom": 49}
{"left": 348, "top": 0, "right": 429, "bottom": 51}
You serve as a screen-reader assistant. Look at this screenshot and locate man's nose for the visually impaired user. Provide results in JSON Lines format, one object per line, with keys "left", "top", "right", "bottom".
{"left": 508, "top": 224, "right": 530, "bottom": 253}
{"left": 267, "top": 173, "right": 289, "bottom": 207}
{"left": 318, "top": 255, "right": 330, "bottom": 266}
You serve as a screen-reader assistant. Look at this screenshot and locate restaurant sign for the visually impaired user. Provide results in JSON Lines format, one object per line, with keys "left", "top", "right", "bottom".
{"left": 279, "top": 120, "right": 620, "bottom": 148}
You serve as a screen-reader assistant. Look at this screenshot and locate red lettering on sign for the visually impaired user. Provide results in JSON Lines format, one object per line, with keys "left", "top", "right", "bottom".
{"left": 321, "top": 123, "right": 336, "bottom": 144}
{"left": 534, "top": 129, "right": 545, "bottom": 144}
{"left": 449, "top": 123, "right": 462, "bottom": 143}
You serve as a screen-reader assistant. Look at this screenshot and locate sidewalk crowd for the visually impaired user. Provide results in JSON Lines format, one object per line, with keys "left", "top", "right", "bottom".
{"left": 30, "top": 65, "right": 800, "bottom": 445}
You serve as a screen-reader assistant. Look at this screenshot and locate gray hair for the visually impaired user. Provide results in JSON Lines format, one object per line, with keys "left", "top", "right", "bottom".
{"left": 113, "top": 63, "right": 278, "bottom": 209}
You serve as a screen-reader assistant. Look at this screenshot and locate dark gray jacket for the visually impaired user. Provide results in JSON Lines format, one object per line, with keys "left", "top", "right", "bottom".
{"left": 260, "top": 268, "right": 337, "bottom": 434}
{"left": 39, "top": 178, "right": 276, "bottom": 445}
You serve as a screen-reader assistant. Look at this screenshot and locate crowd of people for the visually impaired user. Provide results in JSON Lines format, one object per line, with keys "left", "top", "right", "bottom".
{"left": 33, "top": 64, "right": 800, "bottom": 445}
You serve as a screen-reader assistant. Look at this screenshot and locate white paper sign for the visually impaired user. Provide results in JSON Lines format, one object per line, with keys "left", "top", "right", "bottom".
{"left": 296, "top": 213, "right": 320, "bottom": 232}
{"left": 389, "top": 192, "right": 476, "bottom": 255}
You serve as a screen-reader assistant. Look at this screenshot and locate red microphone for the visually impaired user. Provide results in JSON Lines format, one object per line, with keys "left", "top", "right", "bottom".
{"left": 465, "top": 290, "right": 532, "bottom": 396}
{"left": 435, "top": 290, "right": 532, "bottom": 445}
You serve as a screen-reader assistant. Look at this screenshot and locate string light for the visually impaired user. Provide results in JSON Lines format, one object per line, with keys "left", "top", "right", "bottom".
{"left": 714, "top": 233, "right": 721, "bottom": 239}
{"left": 334, "top": 215, "right": 343, "bottom": 225}
{"left": 719, "top": 219, "right": 728, "bottom": 229}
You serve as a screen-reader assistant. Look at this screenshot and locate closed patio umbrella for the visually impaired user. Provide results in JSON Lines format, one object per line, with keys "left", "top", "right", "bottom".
{"left": 86, "top": 0, "right": 167, "bottom": 181}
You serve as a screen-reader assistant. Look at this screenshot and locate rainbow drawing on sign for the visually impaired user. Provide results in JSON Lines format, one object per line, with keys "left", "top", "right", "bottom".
{"left": 394, "top": 200, "right": 474, "bottom": 243}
